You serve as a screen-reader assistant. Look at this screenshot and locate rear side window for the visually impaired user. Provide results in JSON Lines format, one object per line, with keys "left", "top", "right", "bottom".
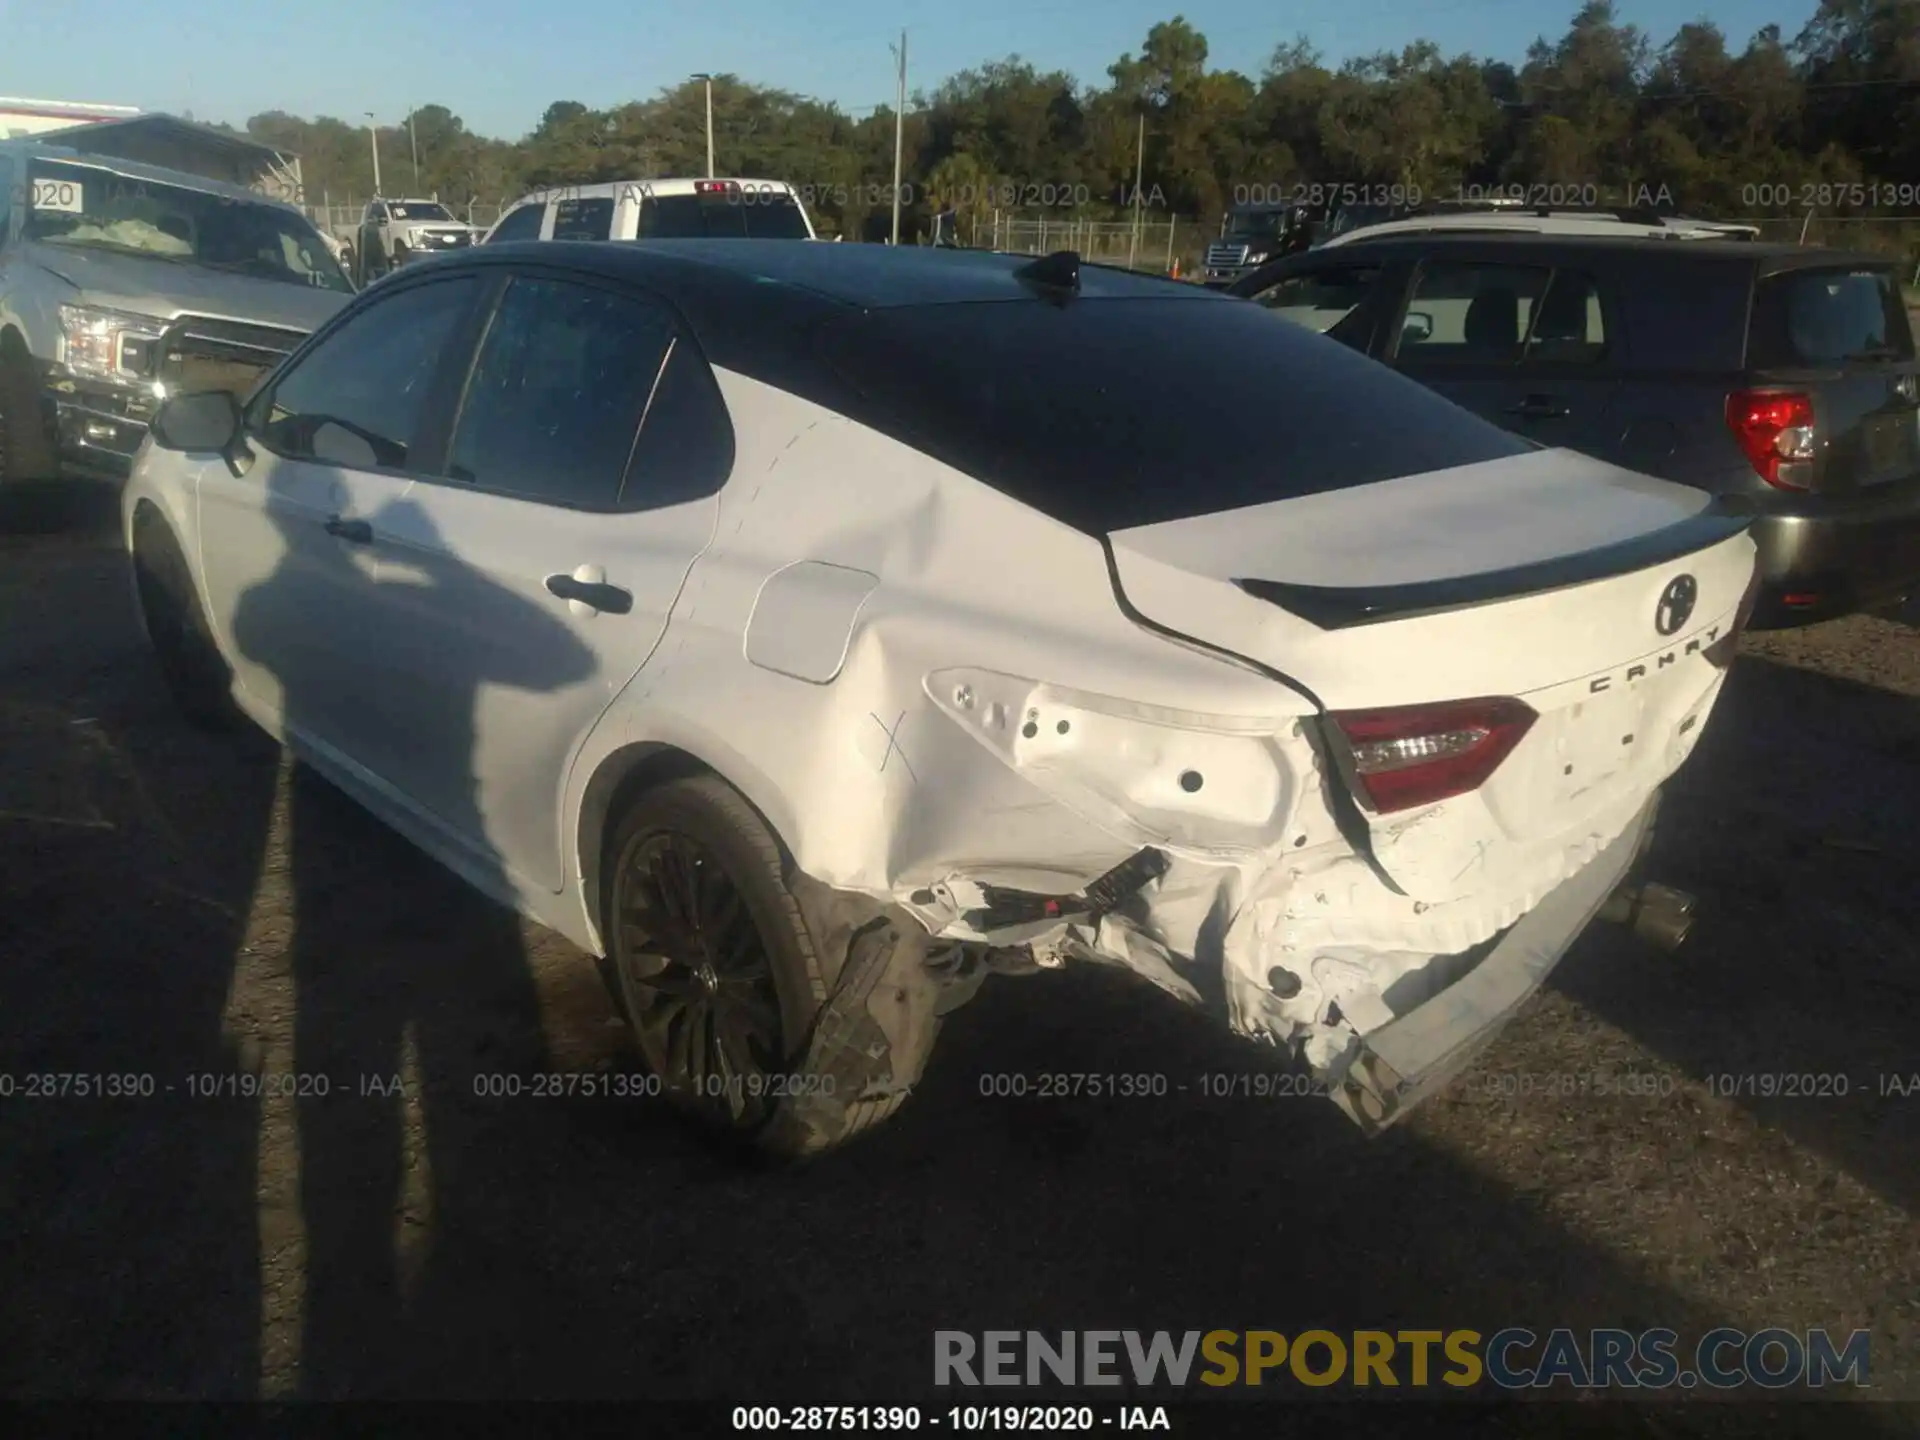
{"left": 1749, "top": 267, "right": 1915, "bottom": 367}
{"left": 817, "top": 295, "right": 1533, "bottom": 534}
{"left": 551, "top": 196, "right": 613, "bottom": 241}
{"left": 445, "top": 275, "right": 674, "bottom": 508}
{"left": 488, "top": 203, "right": 545, "bottom": 243}
{"left": 1399, "top": 261, "right": 1552, "bottom": 364}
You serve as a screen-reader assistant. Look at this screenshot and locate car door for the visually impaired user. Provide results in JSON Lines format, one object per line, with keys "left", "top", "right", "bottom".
{"left": 1504, "top": 264, "right": 1625, "bottom": 459}
{"left": 1237, "top": 257, "right": 1407, "bottom": 356}
{"left": 196, "top": 272, "right": 484, "bottom": 770}
{"left": 1389, "top": 257, "right": 1623, "bottom": 455}
{"left": 1388, "top": 256, "right": 1552, "bottom": 424}
{"left": 370, "top": 269, "right": 732, "bottom": 891}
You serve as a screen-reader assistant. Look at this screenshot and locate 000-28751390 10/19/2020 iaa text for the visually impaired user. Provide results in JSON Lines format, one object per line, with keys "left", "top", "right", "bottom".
{"left": 729, "top": 1405, "right": 1174, "bottom": 1431}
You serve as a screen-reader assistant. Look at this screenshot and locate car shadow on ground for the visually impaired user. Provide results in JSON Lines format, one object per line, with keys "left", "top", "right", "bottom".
{"left": 1549, "top": 648, "right": 1920, "bottom": 1217}
{"left": 0, "top": 512, "right": 1911, "bottom": 1428}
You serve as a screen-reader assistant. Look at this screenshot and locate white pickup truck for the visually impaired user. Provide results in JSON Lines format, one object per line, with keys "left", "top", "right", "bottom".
{"left": 353, "top": 197, "right": 479, "bottom": 283}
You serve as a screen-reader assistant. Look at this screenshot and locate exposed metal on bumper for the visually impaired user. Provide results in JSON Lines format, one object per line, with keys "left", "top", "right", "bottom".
{"left": 1330, "top": 798, "right": 1655, "bottom": 1135}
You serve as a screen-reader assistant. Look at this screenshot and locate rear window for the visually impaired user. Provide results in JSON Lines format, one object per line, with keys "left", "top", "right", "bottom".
{"left": 816, "top": 294, "right": 1534, "bottom": 533}
{"left": 1749, "top": 266, "right": 1915, "bottom": 367}
{"left": 637, "top": 192, "right": 809, "bottom": 240}
{"left": 551, "top": 196, "right": 614, "bottom": 241}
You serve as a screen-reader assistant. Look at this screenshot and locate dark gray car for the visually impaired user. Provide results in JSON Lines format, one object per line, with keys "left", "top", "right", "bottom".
{"left": 1229, "top": 234, "right": 1920, "bottom": 627}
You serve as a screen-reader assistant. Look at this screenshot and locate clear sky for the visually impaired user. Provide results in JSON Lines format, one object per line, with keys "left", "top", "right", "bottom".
{"left": 0, "top": 0, "right": 1816, "bottom": 141}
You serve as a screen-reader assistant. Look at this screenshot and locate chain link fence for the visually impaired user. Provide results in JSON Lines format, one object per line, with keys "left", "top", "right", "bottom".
{"left": 982, "top": 215, "right": 1223, "bottom": 276}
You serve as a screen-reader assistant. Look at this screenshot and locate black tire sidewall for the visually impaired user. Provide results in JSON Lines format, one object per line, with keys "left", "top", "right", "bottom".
{"left": 603, "top": 776, "right": 829, "bottom": 1143}
{"left": 0, "top": 340, "right": 55, "bottom": 486}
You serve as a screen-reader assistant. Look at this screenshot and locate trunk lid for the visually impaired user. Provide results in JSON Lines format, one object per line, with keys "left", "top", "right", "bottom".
{"left": 1744, "top": 262, "right": 1920, "bottom": 492}
{"left": 1107, "top": 448, "right": 1757, "bottom": 900}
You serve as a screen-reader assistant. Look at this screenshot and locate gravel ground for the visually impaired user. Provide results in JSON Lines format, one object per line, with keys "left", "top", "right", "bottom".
{"left": 0, "top": 494, "right": 1915, "bottom": 1426}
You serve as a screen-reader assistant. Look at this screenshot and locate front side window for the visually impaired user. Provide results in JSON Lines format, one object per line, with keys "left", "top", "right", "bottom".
{"left": 252, "top": 276, "right": 476, "bottom": 469}
{"left": 445, "top": 275, "right": 675, "bottom": 508}
{"left": 1398, "top": 260, "right": 1552, "bottom": 364}
{"left": 1252, "top": 265, "right": 1386, "bottom": 346}
{"left": 25, "top": 159, "right": 352, "bottom": 293}
{"left": 488, "top": 203, "right": 545, "bottom": 243}
{"left": 1523, "top": 269, "right": 1609, "bottom": 364}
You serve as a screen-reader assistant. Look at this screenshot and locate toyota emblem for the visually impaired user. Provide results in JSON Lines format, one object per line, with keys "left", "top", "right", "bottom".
{"left": 1655, "top": 574, "right": 1698, "bottom": 636}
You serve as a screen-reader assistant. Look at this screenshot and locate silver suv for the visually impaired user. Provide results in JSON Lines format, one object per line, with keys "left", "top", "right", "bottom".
{"left": 0, "top": 140, "right": 354, "bottom": 489}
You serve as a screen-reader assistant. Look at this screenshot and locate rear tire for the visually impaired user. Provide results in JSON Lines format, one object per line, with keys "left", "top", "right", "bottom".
{"left": 131, "top": 510, "right": 241, "bottom": 731}
{"left": 599, "top": 774, "right": 934, "bottom": 1159}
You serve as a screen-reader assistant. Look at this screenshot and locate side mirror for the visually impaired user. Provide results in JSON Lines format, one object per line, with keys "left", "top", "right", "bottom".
{"left": 151, "top": 390, "right": 242, "bottom": 453}
{"left": 1402, "top": 311, "right": 1435, "bottom": 343}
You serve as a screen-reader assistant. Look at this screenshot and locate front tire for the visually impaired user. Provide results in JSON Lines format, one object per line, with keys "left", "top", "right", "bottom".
{"left": 131, "top": 510, "right": 241, "bottom": 730}
{"left": 601, "top": 775, "right": 932, "bottom": 1158}
{"left": 0, "top": 333, "right": 65, "bottom": 530}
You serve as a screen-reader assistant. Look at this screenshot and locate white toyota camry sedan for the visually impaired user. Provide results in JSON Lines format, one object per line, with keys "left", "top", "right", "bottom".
{"left": 123, "top": 238, "right": 1760, "bottom": 1157}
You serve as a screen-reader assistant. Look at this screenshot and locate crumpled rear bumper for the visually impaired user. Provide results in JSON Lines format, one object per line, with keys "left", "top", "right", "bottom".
{"left": 1327, "top": 797, "right": 1654, "bottom": 1135}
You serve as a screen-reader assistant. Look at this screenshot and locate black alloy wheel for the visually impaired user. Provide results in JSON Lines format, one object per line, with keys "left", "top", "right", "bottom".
{"left": 611, "top": 828, "right": 788, "bottom": 1131}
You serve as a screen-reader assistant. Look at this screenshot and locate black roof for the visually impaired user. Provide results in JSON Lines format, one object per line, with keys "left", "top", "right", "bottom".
{"left": 459, "top": 237, "right": 1217, "bottom": 312}
{"left": 1316, "top": 231, "right": 1894, "bottom": 272}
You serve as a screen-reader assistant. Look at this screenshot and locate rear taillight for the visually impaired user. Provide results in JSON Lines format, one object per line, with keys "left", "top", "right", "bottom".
{"left": 1726, "top": 390, "right": 1816, "bottom": 489}
{"left": 1330, "top": 697, "right": 1537, "bottom": 815}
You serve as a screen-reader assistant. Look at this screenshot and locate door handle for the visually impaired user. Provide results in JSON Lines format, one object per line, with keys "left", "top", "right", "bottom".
{"left": 1507, "top": 394, "right": 1571, "bottom": 420}
{"left": 546, "top": 573, "right": 633, "bottom": 614}
{"left": 324, "top": 515, "right": 372, "bottom": 543}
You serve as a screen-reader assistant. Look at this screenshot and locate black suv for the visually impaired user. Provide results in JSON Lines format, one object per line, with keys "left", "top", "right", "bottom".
{"left": 1228, "top": 235, "right": 1920, "bottom": 627}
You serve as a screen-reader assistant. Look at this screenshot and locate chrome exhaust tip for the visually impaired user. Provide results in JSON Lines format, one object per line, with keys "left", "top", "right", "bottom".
{"left": 1597, "top": 882, "right": 1696, "bottom": 953}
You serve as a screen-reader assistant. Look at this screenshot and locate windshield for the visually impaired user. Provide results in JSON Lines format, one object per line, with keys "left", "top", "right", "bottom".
{"left": 1225, "top": 209, "right": 1291, "bottom": 241}
{"left": 25, "top": 159, "right": 354, "bottom": 294}
{"left": 1324, "top": 204, "right": 1399, "bottom": 239}
{"left": 390, "top": 202, "right": 454, "bottom": 221}
{"left": 636, "top": 192, "right": 811, "bottom": 240}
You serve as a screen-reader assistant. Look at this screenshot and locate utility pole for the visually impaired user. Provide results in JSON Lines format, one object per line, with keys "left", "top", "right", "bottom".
{"left": 365, "top": 112, "right": 382, "bottom": 195}
{"left": 890, "top": 30, "right": 907, "bottom": 245}
{"left": 691, "top": 74, "right": 715, "bottom": 175}
{"left": 1127, "top": 112, "right": 1144, "bottom": 270}
{"left": 407, "top": 108, "right": 419, "bottom": 189}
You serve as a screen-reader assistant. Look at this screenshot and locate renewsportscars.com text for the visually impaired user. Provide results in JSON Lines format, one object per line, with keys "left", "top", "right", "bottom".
{"left": 934, "top": 1328, "right": 1870, "bottom": 1390}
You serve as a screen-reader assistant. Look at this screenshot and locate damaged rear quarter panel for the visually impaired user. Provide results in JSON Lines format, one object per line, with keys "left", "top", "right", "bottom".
{"left": 564, "top": 368, "right": 1327, "bottom": 959}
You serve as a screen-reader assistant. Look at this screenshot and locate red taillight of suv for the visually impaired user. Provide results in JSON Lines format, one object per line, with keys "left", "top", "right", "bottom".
{"left": 1330, "top": 697, "right": 1538, "bottom": 814}
{"left": 1726, "top": 390, "right": 1816, "bottom": 489}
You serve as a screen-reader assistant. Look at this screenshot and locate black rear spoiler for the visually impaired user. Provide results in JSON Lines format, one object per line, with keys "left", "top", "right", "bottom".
{"left": 1235, "top": 506, "right": 1755, "bottom": 630}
